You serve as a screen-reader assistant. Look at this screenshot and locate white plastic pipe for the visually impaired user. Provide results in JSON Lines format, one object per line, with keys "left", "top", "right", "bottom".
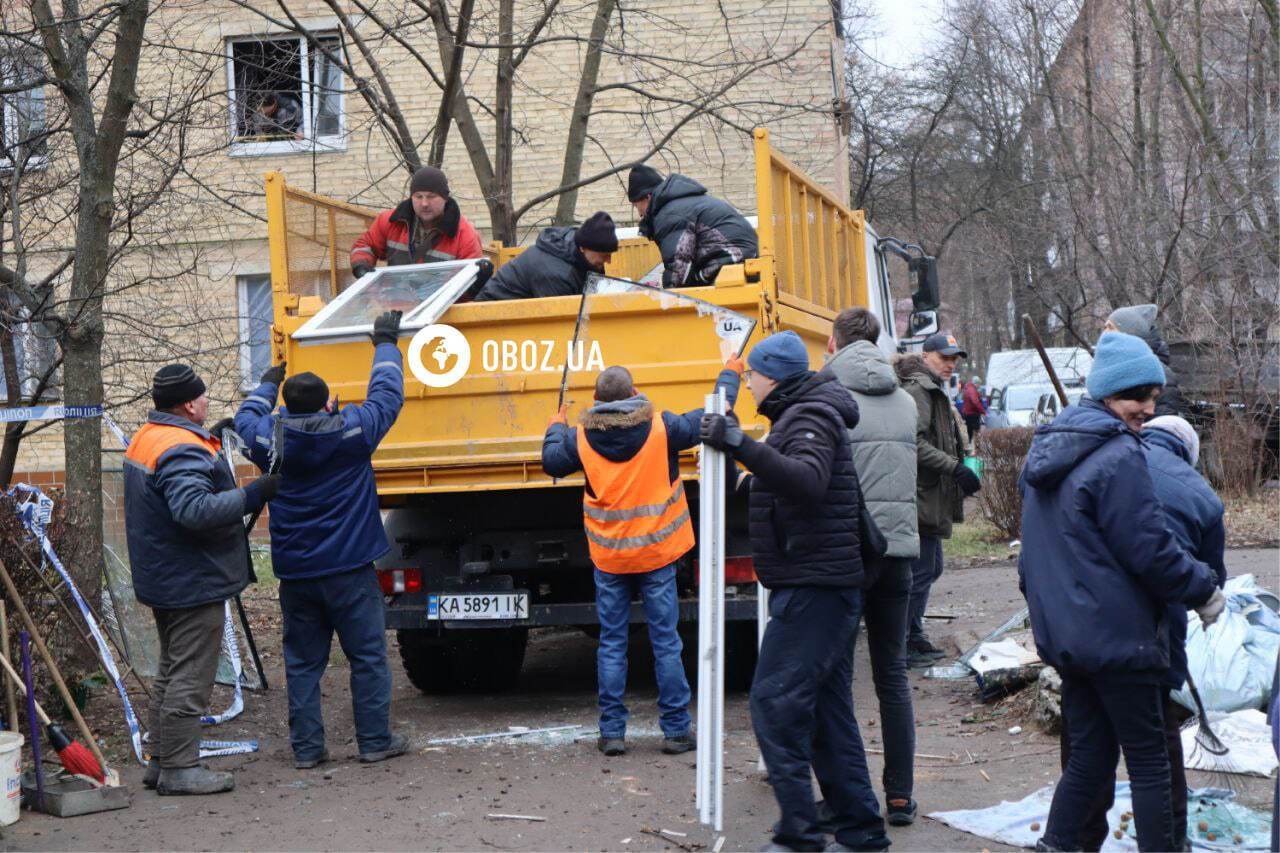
{"left": 696, "top": 389, "right": 726, "bottom": 832}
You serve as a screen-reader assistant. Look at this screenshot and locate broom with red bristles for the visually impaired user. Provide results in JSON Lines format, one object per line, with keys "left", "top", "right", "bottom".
{"left": 0, "top": 647, "right": 104, "bottom": 782}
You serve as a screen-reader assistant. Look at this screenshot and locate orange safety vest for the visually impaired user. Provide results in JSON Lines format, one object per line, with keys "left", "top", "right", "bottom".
{"left": 577, "top": 415, "right": 695, "bottom": 574}
{"left": 125, "top": 422, "right": 221, "bottom": 472}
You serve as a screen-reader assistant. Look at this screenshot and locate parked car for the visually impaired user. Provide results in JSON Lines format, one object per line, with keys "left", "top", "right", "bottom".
{"left": 985, "top": 383, "right": 1057, "bottom": 429}
{"left": 1029, "top": 387, "right": 1088, "bottom": 426}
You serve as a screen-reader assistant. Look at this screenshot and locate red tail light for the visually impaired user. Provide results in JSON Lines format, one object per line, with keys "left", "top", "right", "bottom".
{"left": 693, "top": 556, "right": 757, "bottom": 584}
{"left": 376, "top": 568, "right": 423, "bottom": 595}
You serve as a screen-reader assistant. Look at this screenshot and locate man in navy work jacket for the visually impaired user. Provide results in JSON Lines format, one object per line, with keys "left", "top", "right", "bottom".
{"left": 235, "top": 310, "right": 407, "bottom": 770}
{"left": 125, "top": 364, "right": 279, "bottom": 795}
{"left": 1019, "top": 332, "right": 1225, "bottom": 851}
{"left": 701, "top": 331, "right": 889, "bottom": 852}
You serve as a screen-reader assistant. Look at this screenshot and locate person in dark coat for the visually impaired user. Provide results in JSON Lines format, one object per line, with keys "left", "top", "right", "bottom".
{"left": 1019, "top": 331, "right": 1225, "bottom": 852}
{"left": 1106, "top": 303, "right": 1189, "bottom": 417}
{"left": 125, "top": 365, "right": 279, "bottom": 795}
{"left": 701, "top": 331, "right": 889, "bottom": 852}
{"left": 627, "top": 165, "right": 758, "bottom": 288}
{"left": 234, "top": 311, "right": 409, "bottom": 770}
{"left": 542, "top": 359, "right": 740, "bottom": 756}
{"left": 473, "top": 212, "right": 617, "bottom": 302}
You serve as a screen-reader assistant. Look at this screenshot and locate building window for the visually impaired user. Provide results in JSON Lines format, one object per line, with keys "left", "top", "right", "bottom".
{"left": 226, "top": 34, "right": 344, "bottom": 156}
{"left": 0, "top": 317, "right": 57, "bottom": 402}
{"left": 0, "top": 52, "right": 48, "bottom": 171}
{"left": 237, "top": 274, "right": 274, "bottom": 390}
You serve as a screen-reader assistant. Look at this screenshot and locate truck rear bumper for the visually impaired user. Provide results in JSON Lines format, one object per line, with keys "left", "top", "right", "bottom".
{"left": 386, "top": 597, "right": 759, "bottom": 630}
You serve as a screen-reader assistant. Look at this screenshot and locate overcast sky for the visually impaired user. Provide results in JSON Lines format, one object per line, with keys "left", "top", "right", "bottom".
{"left": 856, "top": 0, "right": 948, "bottom": 70}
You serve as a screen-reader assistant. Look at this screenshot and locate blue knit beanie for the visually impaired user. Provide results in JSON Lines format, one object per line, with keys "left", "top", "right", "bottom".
{"left": 747, "top": 331, "right": 810, "bottom": 381}
{"left": 1087, "top": 332, "right": 1166, "bottom": 400}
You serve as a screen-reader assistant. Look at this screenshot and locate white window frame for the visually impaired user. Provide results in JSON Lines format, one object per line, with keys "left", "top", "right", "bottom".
{"left": 0, "top": 71, "right": 48, "bottom": 172}
{"left": 225, "top": 32, "right": 346, "bottom": 157}
{"left": 237, "top": 273, "right": 274, "bottom": 392}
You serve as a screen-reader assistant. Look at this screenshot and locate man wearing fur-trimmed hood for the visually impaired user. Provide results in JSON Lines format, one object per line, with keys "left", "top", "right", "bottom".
{"left": 542, "top": 358, "right": 741, "bottom": 757}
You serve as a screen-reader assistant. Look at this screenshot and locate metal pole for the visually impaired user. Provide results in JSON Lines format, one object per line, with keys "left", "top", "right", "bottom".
{"left": 756, "top": 583, "right": 768, "bottom": 773}
{"left": 0, "top": 602, "right": 15, "bottom": 732}
{"left": 696, "top": 389, "right": 726, "bottom": 832}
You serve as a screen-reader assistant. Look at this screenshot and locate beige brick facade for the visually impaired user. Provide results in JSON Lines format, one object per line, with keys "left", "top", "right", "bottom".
{"left": 13, "top": 0, "right": 845, "bottom": 473}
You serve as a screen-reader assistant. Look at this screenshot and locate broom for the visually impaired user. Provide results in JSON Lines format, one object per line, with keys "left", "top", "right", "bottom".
{"left": 0, "top": 646, "right": 104, "bottom": 782}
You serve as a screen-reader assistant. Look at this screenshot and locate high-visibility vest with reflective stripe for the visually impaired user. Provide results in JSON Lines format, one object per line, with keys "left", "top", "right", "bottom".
{"left": 577, "top": 416, "right": 695, "bottom": 574}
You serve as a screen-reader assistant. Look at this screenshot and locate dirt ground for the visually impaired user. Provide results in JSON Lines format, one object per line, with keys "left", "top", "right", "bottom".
{"left": 5, "top": 548, "right": 1277, "bottom": 852}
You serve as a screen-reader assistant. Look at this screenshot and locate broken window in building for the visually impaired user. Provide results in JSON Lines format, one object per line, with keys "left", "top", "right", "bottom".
{"left": 237, "top": 273, "right": 273, "bottom": 390}
{"left": 227, "top": 34, "right": 343, "bottom": 151}
{"left": 0, "top": 50, "right": 48, "bottom": 171}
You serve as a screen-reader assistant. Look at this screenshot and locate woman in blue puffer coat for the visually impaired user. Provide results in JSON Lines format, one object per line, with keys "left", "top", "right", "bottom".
{"left": 1018, "top": 332, "right": 1226, "bottom": 852}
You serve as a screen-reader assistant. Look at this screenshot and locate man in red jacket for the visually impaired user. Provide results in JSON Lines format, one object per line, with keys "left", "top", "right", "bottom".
{"left": 960, "top": 376, "right": 987, "bottom": 442}
{"left": 350, "top": 167, "right": 484, "bottom": 276}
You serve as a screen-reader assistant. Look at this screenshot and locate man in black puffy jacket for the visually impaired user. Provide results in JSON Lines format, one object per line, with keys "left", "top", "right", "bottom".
{"left": 473, "top": 212, "right": 617, "bottom": 301}
{"left": 701, "top": 331, "right": 888, "bottom": 852}
{"left": 627, "top": 165, "right": 758, "bottom": 288}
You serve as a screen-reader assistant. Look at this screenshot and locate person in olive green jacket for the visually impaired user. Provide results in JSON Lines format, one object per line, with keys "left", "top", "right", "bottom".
{"left": 894, "top": 334, "right": 981, "bottom": 667}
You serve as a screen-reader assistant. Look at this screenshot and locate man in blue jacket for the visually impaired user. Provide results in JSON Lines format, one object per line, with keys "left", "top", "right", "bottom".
{"left": 126, "top": 364, "right": 279, "bottom": 795}
{"left": 1019, "top": 332, "right": 1225, "bottom": 851}
{"left": 701, "top": 331, "right": 889, "bottom": 852}
{"left": 235, "top": 310, "right": 407, "bottom": 770}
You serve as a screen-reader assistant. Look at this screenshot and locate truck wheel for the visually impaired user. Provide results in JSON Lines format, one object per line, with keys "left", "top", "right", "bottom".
{"left": 679, "top": 621, "right": 758, "bottom": 693}
{"left": 397, "top": 628, "right": 529, "bottom": 694}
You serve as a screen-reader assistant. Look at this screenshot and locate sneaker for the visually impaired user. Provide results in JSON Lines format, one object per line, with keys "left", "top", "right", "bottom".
{"left": 295, "top": 748, "right": 330, "bottom": 770}
{"left": 661, "top": 734, "right": 695, "bottom": 755}
{"left": 359, "top": 733, "right": 409, "bottom": 764}
{"left": 156, "top": 765, "right": 235, "bottom": 796}
{"left": 906, "top": 648, "right": 938, "bottom": 669}
{"left": 908, "top": 637, "right": 947, "bottom": 659}
{"left": 597, "top": 736, "right": 626, "bottom": 756}
{"left": 142, "top": 759, "right": 160, "bottom": 790}
{"left": 886, "top": 797, "right": 917, "bottom": 826}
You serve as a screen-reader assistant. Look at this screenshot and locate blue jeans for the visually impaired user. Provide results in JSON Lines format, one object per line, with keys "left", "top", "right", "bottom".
{"left": 907, "top": 535, "right": 944, "bottom": 644}
{"left": 752, "top": 587, "right": 888, "bottom": 851}
{"left": 593, "top": 564, "right": 691, "bottom": 739}
{"left": 279, "top": 565, "right": 393, "bottom": 760}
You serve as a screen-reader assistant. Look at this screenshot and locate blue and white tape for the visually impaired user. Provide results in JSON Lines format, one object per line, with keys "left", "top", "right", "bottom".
{"left": 0, "top": 404, "right": 103, "bottom": 423}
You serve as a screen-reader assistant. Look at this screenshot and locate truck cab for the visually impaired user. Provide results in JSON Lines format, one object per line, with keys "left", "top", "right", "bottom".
{"left": 262, "top": 128, "right": 940, "bottom": 692}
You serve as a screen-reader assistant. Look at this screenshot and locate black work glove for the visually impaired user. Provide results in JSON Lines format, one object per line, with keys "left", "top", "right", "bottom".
{"left": 693, "top": 259, "right": 725, "bottom": 285}
{"left": 953, "top": 462, "right": 981, "bottom": 496}
{"left": 474, "top": 258, "right": 494, "bottom": 288}
{"left": 371, "top": 309, "right": 403, "bottom": 346}
{"left": 208, "top": 417, "right": 235, "bottom": 439}
{"left": 260, "top": 362, "right": 287, "bottom": 386}
{"left": 661, "top": 267, "right": 684, "bottom": 289}
{"left": 352, "top": 263, "right": 375, "bottom": 279}
{"left": 242, "top": 473, "right": 281, "bottom": 512}
{"left": 700, "top": 412, "right": 744, "bottom": 450}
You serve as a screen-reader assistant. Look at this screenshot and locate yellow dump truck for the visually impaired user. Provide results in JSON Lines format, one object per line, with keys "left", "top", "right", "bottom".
{"left": 263, "top": 128, "right": 940, "bottom": 691}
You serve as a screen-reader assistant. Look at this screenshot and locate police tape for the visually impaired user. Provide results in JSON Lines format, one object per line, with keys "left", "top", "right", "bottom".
{"left": 0, "top": 404, "right": 103, "bottom": 423}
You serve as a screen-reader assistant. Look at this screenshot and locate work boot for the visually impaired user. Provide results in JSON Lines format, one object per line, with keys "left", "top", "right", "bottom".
{"left": 597, "top": 736, "right": 626, "bottom": 756}
{"left": 886, "top": 797, "right": 918, "bottom": 826}
{"left": 294, "top": 748, "right": 330, "bottom": 770}
{"left": 359, "top": 733, "right": 409, "bottom": 764}
{"left": 156, "top": 765, "right": 235, "bottom": 796}
{"left": 142, "top": 759, "right": 160, "bottom": 790}
{"left": 661, "top": 734, "right": 694, "bottom": 755}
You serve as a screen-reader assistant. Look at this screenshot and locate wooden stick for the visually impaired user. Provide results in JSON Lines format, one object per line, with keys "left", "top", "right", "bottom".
{"left": 0, "top": 560, "right": 107, "bottom": 769}
{"left": 0, "top": 603, "right": 17, "bottom": 731}
{"left": 0, "top": 646, "right": 52, "bottom": 725}
{"left": 1021, "top": 314, "right": 1070, "bottom": 407}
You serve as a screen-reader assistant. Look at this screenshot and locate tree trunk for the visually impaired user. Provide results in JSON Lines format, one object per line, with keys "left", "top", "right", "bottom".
{"left": 490, "top": 0, "right": 516, "bottom": 243}
{"left": 552, "top": 0, "right": 616, "bottom": 225}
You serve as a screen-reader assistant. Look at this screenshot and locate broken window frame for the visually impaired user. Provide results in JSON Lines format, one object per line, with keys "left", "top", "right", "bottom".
{"left": 0, "top": 50, "right": 48, "bottom": 173}
{"left": 225, "top": 32, "right": 345, "bottom": 156}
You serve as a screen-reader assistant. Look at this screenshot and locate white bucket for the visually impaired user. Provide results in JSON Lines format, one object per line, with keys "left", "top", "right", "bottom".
{"left": 0, "top": 731, "right": 23, "bottom": 825}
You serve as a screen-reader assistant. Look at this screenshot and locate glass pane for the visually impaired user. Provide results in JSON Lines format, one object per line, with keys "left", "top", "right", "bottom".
{"left": 292, "top": 261, "right": 478, "bottom": 340}
{"left": 240, "top": 275, "right": 273, "bottom": 382}
{"left": 311, "top": 37, "right": 342, "bottom": 138}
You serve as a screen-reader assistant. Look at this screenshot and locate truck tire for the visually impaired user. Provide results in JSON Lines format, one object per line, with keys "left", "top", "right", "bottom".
{"left": 397, "top": 628, "right": 529, "bottom": 694}
{"left": 679, "top": 621, "right": 758, "bottom": 693}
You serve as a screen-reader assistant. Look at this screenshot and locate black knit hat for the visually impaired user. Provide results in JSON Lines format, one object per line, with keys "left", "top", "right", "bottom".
{"left": 152, "top": 364, "right": 206, "bottom": 410}
{"left": 627, "top": 165, "right": 664, "bottom": 202}
{"left": 282, "top": 372, "right": 330, "bottom": 415}
{"left": 409, "top": 166, "right": 450, "bottom": 198}
{"left": 575, "top": 211, "right": 618, "bottom": 253}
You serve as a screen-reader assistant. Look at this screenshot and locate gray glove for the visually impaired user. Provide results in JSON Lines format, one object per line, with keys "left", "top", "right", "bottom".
{"left": 1195, "top": 588, "right": 1226, "bottom": 627}
{"left": 371, "top": 310, "right": 403, "bottom": 346}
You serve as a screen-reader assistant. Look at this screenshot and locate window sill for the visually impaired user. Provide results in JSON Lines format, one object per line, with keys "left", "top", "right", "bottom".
{"left": 228, "top": 138, "right": 346, "bottom": 158}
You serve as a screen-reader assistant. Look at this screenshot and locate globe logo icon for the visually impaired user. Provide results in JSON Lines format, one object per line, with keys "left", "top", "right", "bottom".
{"left": 408, "top": 324, "right": 471, "bottom": 388}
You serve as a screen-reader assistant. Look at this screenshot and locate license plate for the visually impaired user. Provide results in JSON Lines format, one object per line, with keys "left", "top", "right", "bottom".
{"left": 427, "top": 592, "right": 529, "bottom": 621}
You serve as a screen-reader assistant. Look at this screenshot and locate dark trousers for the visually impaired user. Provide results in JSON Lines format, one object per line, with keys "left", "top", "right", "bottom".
{"left": 854, "top": 556, "right": 915, "bottom": 801}
{"left": 1061, "top": 690, "right": 1189, "bottom": 851}
{"left": 1047, "top": 674, "right": 1175, "bottom": 852}
{"left": 279, "top": 565, "right": 392, "bottom": 760}
{"left": 964, "top": 414, "right": 981, "bottom": 442}
{"left": 149, "top": 601, "right": 224, "bottom": 769}
{"left": 907, "top": 535, "right": 944, "bottom": 645}
{"left": 751, "top": 587, "right": 888, "bottom": 852}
